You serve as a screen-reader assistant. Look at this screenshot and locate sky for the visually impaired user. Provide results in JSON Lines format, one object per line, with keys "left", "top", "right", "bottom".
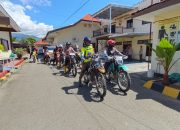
{"left": 0, "top": 0, "right": 141, "bottom": 38}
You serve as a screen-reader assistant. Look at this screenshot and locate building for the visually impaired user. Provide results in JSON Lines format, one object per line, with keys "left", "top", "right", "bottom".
{"left": 92, "top": 4, "right": 152, "bottom": 61}
{"left": 133, "top": 0, "right": 180, "bottom": 74}
{"left": 45, "top": 14, "right": 100, "bottom": 50}
{"left": 0, "top": 4, "right": 20, "bottom": 50}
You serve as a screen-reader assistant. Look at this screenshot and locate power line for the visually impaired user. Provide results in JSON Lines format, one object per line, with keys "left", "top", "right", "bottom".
{"left": 61, "top": 0, "right": 91, "bottom": 26}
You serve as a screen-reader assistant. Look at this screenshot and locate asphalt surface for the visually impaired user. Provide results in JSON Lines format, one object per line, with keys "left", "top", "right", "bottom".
{"left": 0, "top": 62, "right": 180, "bottom": 130}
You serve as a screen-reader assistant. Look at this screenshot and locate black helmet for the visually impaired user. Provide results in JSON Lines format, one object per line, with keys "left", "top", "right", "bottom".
{"left": 66, "top": 42, "right": 71, "bottom": 46}
{"left": 83, "top": 37, "right": 91, "bottom": 43}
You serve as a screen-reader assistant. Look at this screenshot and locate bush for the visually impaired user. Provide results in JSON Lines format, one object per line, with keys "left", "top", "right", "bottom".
{"left": 176, "top": 43, "right": 180, "bottom": 51}
{"left": 14, "top": 48, "right": 24, "bottom": 59}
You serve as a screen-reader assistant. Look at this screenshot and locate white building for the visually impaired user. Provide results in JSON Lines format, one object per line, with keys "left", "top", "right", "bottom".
{"left": 133, "top": 0, "right": 180, "bottom": 74}
{"left": 0, "top": 4, "right": 20, "bottom": 50}
{"left": 45, "top": 14, "right": 100, "bottom": 50}
{"left": 92, "top": 4, "right": 152, "bottom": 61}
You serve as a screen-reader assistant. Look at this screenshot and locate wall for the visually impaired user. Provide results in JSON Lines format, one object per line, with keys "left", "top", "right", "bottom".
{"left": 53, "top": 21, "right": 100, "bottom": 48}
{"left": 151, "top": 13, "right": 180, "bottom": 74}
{"left": 135, "top": 0, "right": 161, "bottom": 10}
{"left": 112, "top": 13, "right": 151, "bottom": 34}
{"left": 0, "top": 31, "right": 10, "bottom": 43}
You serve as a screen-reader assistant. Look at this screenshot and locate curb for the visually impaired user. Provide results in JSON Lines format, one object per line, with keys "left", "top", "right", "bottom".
{"left": 0, "top": 60, "right": 25, "bottom": 85}
{"left": 144, "top": 80, "right": 180, "bottom": 100}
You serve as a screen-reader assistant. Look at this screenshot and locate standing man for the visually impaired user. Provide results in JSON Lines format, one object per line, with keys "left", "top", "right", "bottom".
{"left": 128, "top": 45, "right": 133, "bottom": 61}
{"left": 79, "top": 37, "right": 94, "bottom": 87}
{"left": 139, "top": 46, "right": 143, "bottom": 62}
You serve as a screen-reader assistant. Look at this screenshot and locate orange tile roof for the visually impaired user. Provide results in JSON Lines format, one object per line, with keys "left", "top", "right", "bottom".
{"left": 34, "top": 39, "right": 48, "bottom": 46}
{"left": 81, "top": 14, "right": 100, "bottom": 22}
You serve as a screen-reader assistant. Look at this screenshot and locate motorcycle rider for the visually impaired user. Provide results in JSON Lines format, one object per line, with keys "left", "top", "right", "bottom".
{"left": 104, "top": 39, "right": 124, "bottom": 72}
{"left": 79, "top": 37, "right": 94, "bottom": 87}
{"left": 58, "top": 44, "right": 64, "bottom": 65}
{"left": 64, "top": 42, "right": 76, "bottom": 73}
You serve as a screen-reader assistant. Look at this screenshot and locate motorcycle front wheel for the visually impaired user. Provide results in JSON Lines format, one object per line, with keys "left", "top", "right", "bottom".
{"left": 95, "top": 73, "right": 107, "bottom": 99}
{"left": 117, "top": 71, "right": 131, "bottom": 92}
{"left": 72, "top": 64, "right": 77, "bottom": 77}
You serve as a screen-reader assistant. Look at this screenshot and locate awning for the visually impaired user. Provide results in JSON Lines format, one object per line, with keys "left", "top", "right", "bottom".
{"left": 0, "top": 5, "right": 20, "bottom": 32}
{"left": 110, "top": 32, "right": 150, "bottom": 38}
{"left": 93, "top": 4, "right": 133, "bottom": 19}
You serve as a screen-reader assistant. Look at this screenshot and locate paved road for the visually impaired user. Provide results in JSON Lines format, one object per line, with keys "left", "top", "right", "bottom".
{"left": 0, "top": 63, "right": 180, "bottom": 130}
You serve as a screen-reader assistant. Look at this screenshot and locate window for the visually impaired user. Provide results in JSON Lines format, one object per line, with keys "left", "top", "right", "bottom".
{"left": 142, "top": 21, "right": 150, "bottom": 25}
{"left": 104, "top": 27, "right": 108, "bottom": 33}
{"left": 127, "top": 19, "right": 133, "bottom": 28}
{"left": 0, "top": 39, "right": 10, "bottom": 51}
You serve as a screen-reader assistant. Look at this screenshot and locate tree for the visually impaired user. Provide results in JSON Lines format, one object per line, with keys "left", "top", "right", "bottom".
{"left": 12, "top": 37, "right": 17, "bottom": 42}
{"left": 20, "top": 37, "right": 37, "bottom": 46}
{"left": 153, "top": 38, "right": 180, "bottom": 85}
{"left": 26, "top": 37, "right": 37, "bottom": 45}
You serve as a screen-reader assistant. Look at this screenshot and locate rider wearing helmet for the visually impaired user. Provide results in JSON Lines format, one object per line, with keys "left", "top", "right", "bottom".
{"left": 64, "top": 42, "right": 76, "bottom": 72}
{"left": 79, "top": 37, "right": 94, "bottom": 87}
{"left": 104, "top": 39, "right": 124, "bottom": 71}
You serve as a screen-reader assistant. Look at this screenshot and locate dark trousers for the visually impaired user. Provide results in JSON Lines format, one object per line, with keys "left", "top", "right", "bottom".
{"left": 79, "top": 62, "right": 91, "bottom": 82}
{"left": 128, "top": 55, "right": 132, "bottom": 61}
{"left": 140, "top": 54, "right": 143, "bottom": 62}
{"left": 104, "top": 61, "right": 111, "bottom": 73}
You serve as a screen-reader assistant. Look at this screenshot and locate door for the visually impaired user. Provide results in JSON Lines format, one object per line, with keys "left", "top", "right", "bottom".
{"left": 111, "top": 25, "right": 116, "bottom": 33}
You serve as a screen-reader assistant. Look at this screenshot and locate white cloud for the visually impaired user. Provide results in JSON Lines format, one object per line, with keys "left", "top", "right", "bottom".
{"left": 20, "top": 0, "right": 51, "bottom": 6}
{"left": 25, "top": 5, "right": 32, "bottom": 10}
{"left": 0, "top": 0, "right": 53, "bottom": 38}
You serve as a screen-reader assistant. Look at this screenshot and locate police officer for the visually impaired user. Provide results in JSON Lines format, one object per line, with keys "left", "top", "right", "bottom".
{"left": 79, "top": 37, "right": 94, "bottom": 87}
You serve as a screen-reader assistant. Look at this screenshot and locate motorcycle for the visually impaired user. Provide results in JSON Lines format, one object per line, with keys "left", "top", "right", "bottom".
{"left": 57, "top": 53, "right": 65, "bottom": 69}
{"left": 75, "top": 52, "right": 82, "bottom": 68}
{"left": 44, "top": 54, "right": 50, "bottom": 64}
{"left": 83, "top": 55, "right": 107, "bottom": 99}
{"left": 106, "top": 55, "right": 131, "bottom": 93}
{"left": 64, "top": 53, "right": 77, "bottom": 77}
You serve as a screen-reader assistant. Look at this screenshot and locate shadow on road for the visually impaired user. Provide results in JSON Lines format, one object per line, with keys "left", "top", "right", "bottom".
{"left": 130, "top": 72, "right": 180, "bottom": 112}
{"left": 106, "top": 82, "right": 127, "bottom": 96}
{"left": 62, "top": 82, "right": 104, "bottom": 102}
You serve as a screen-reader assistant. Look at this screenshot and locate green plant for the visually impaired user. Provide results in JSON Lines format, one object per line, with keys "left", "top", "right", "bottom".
{"left": 12, "top": 37, "right": 17, "bottom": 42}
{"left": 14, "top": 48, "right": 24, "bottom": 59}
{"left": 153, "top": 38, "right": 180, "bottom": 85}
{"left": 0, "top": 43, "right": 5, "bottom": 51}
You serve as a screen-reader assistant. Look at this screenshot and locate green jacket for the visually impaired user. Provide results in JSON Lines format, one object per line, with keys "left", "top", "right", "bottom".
{"left": 81, "top": 45, "right": 94, "bottom": 63}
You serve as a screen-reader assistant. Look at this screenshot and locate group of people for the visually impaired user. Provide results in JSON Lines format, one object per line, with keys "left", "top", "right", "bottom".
{"left": 79, "top": 37, "right": 124, "bottom": 87}
{"left": 40, "top": 36, "right": 124, "bottom": 87}
{"left": 32, "top": 36, "right": 143, "bottom": 87}
{"left": 43, "top": 42, "right": 80, "bottom": 68}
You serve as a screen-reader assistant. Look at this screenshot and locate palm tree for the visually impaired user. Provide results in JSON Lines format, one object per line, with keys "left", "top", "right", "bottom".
{"left": 153, "top": 38, "right": 180, "bottom": 85}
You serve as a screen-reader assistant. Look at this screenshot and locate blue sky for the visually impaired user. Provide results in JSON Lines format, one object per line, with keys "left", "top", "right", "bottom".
{"left": 0, "top": 0, "right": 140, "bottom": 37}
{"left": 24, "top": 0, "right": 140, "bottom": 28}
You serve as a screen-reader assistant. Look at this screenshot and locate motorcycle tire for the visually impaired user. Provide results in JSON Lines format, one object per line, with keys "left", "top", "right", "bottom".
{"left": 72, "top": 65, "right": 77, "bottom": 77}
{"left": 117, "top": 71, "right": 131, "bottom": 92}
{"left": 83, "top": 71, "right": 89, "bottom": 85}
{"left": 95, "top": 73, "right": 107, "bottom": 99}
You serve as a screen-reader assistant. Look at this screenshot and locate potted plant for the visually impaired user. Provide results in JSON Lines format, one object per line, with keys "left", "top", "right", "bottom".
{"left": 153, "top": 38, "right": 180, "bottom": 85}
{"left": 14, "top": 48, "right": 24, "bottom": 59}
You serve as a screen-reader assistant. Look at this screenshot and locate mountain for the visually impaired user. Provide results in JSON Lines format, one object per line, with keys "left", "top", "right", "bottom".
{"left": 12, "top": 33, "right": 40, "bottom": 41}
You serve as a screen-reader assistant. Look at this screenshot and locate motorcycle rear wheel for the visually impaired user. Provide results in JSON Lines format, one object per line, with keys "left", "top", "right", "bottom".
{"left": 117, "top": 71, "right": 131, "bottom": 92}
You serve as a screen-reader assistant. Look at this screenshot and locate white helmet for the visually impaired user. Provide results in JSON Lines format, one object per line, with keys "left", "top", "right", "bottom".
{"left": 58, "top": 44, "right": 63, "bottom": 48}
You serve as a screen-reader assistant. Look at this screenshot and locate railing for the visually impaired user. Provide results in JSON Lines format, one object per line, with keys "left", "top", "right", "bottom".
{"left": 93, "top": 26, "right": 135, "bottom": 37}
